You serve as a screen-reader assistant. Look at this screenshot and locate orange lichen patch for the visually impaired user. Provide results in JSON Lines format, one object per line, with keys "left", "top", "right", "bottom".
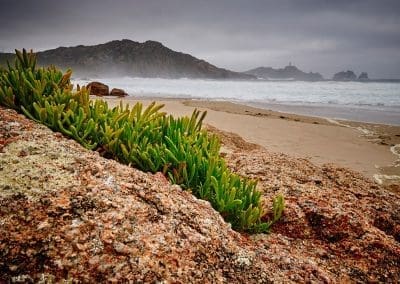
{"left": 52, "top": 193, "right": 71, "bottom": 210}
{"left": 0, "top": 136, "right": 20, "bottom": 152}
{"left": 101, "top": 230, "right": 115, "bottom": 244}
{"left": 153, "top": 172, "right": 170, "bottom": 185}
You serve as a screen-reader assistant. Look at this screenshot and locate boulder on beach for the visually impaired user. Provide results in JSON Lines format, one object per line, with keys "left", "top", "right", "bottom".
{"left": 110, "top": 88, "right": 128, "bottom": 97}
{"left": 87, "top": 81, "right": 109, "bottom": 96}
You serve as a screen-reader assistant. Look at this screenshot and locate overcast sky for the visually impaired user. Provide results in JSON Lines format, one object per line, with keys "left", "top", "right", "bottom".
{"left": 0, "top": 0, "right": 399, "bottom": 78}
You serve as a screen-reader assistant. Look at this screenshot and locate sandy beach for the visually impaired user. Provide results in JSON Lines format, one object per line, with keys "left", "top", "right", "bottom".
{"left": 100, "top": 96, "right": 400, "bottom": 189}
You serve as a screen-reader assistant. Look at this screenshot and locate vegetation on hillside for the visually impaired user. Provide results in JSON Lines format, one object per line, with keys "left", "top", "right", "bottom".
{"left": 0, "top": 49, "right": 283, "bottom": 232}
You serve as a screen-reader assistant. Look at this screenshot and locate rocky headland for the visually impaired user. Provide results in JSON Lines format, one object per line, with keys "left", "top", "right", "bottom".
{"left": 1, "top": 106, "right": 399, "bottom": 282}
{"left": 0, "top": 40, "right": 254, "bottom": 80}
{"left": 245, "top": 65, "right": 324, "bottom": 81}
{"left": 1, "top": 40, "right": 396, "bottom": 82}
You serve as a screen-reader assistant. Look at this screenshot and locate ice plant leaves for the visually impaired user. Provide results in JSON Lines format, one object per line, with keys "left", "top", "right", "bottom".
{"left": 0, "top": 49, "right": 284, "bottom": 232}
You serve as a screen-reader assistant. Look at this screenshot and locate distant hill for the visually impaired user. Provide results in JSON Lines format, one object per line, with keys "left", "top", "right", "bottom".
{"left": 0, "top": 39, "right": 254, "bottom": 80}
{"left": 245, "top": 64, "right": 324, "bottom": 81}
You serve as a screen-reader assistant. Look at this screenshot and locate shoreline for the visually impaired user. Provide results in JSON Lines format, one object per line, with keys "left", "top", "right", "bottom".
{"left": 97, "top": 96, "right": 400, "bottom": 189}
{"left": 108, "top": 94, "right": 400, "bottom": 126}
{"left": 74, "top": 78, "right": 400, "bottom": 126}
{"left": 244, "top": 101, "right": 400, "bottom": 126}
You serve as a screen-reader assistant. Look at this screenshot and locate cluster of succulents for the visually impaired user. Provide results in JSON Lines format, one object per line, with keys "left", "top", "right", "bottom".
{"left": 0, "top": 49, "right": 283, "bottom": 232}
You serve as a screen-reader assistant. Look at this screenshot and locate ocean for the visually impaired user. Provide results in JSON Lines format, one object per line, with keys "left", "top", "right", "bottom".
{"left": 73, "top": 77, "right": 400, "bottom": 125}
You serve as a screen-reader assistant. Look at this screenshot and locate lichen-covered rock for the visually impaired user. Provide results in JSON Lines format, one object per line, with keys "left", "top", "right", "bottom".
{"left": 0, "top": 108, "right": 272, "bottom": 282}
{"left": 210, "top": 126, "right": 400, "bottom": 282}
{"left": 1, "top": 108, "right": 399, "bottom": 282}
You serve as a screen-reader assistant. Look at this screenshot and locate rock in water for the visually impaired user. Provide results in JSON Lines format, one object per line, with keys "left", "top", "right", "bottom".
{"left": 333, "top": 70, "right": 357, "bottom": 81}
{"left": 110, "top": 88, "right": 128, "bottom": 97}
{"left": 358, "top": 72, "right": 369, "bottom": 81}
{"left": 87, "top": 81, "right": 109, "bottom": 96}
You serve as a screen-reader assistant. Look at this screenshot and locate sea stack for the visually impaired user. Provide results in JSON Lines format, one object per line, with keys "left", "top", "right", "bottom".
{"left": 333, "top": 70, "right": 357, "bottom": 81}
{"left": 358, "top": 72, "right": 369, "bottom": 81}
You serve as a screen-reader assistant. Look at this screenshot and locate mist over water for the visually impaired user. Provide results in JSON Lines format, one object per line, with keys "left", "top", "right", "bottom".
{"left": 74, "top": 77, "right": 400, "bottom": 125}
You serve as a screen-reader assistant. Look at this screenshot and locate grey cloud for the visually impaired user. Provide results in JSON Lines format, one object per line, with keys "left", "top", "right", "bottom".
{"left": 0, "top": 0, "right": 399, "bottom": 78}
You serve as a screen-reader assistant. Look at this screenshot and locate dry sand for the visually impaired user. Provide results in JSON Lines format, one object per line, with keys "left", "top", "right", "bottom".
{"left": 99, "top": 96, "right": 400, "bottom": 187}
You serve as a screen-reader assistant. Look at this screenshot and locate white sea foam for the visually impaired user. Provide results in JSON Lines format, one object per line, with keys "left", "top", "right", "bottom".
{"left": 327, "top": 119, "right": 400, "bottom": 184}
{"left": 326, "top": 118, "right": 374, "bottom": 136}
{"left": 390, "top": 144, "right": 400, "bottom": 168}
{"left": 373, "top": 174, "right": 400, "bottom": 185}
{"left": 390, "top": 144, "right": 400, "bottom": 159}
{"left": 373, "top": 144, "right": 400, "bottom": 184}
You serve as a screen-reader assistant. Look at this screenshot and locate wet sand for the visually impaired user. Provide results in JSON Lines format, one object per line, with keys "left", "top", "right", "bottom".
{"left": 99, "top": 96, "right": 400, "bottom": 187}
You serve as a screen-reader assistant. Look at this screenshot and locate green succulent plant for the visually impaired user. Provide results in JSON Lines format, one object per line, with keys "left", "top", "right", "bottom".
{"left": 0, "top": 49, "right": 284, "bottom": 232}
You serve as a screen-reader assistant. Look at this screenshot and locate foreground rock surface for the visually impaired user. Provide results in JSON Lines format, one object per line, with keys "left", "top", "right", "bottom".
{"left": 0, "top": 108, "right": 399, "bottom": 282}
{"left": 212, "top": 126, "right": 400, "bottom": 282}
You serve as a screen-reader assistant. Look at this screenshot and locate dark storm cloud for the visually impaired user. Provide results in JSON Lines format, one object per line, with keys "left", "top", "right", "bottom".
{"left": 0, "top": 0, "right": 399, "bottom": 78}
